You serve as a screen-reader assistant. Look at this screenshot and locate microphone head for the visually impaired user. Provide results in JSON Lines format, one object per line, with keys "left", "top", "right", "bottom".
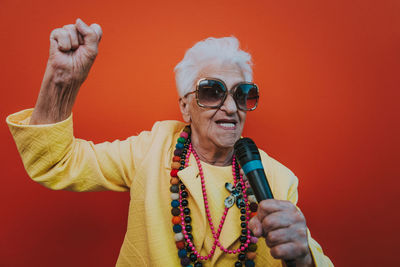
{"left": 234, "top": 137, "right": 261, "bottom": 166}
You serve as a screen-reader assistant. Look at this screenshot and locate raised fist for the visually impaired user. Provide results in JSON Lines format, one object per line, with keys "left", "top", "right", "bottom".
{"left": 47, "top": 18, "right": 102, "bottom": 85}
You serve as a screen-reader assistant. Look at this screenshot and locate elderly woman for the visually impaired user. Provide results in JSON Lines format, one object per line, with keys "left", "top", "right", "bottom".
{"left": 7, "top": 19, "right": 333, "bottom": 267}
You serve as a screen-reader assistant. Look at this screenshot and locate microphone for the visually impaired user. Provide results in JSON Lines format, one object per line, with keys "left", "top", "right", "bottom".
{"left": 234, "top": 137, "right": 296, "bottom": 267}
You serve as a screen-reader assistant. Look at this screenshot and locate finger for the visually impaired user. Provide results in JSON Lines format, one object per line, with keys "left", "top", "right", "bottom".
{"left": 269, "top": 241, "right": 309, "bottom": 260}
{"left": 265, "top": 227, "right": 293, "bottom": 247}
{"left": 257, "top": 199, "right": 296, "bottom": 219}
{"left": 63, "top": 24, "right": 79, "bottom": 50}
{"left": 90, "top": 23, "right": 102, "bottom": 42}
{"left": 78, "top": 32, "right": 84, "bottom": 45}
{"left": 248, "top": 217, "right": 263, "bottom": 237}
{"left": 50, "top": 28, "right": 71, "bottom": 52}
{"left": 261, "top": 211, "right": 293, "bottom": 233}
{"left": 75, "top": 18, "right": 98, "bottom": 44}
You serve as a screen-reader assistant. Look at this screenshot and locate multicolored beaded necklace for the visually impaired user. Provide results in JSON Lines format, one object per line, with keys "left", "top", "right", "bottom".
{"left": 170, "top": 126, "right": 260, "bottom": 267}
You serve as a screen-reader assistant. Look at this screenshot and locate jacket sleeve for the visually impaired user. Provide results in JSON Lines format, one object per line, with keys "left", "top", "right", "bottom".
{"left": 6, "top": 109, "right": 139, "bottom": 192}
{"left": 260, "top": 151, "right": 334, "bottom": 266}
{"left": 286, "top": 172, "right": 334, "bottom": 266}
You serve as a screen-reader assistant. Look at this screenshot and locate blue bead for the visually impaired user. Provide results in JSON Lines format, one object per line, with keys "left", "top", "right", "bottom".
{"left": 176, "top": 142, "right": 184, "bottom": 149}
{"left": 173, "top": 224, "right": 182, "bottom": 233}
{"left": 245, "top": 260, "right": 255, "bottom": 267}
{"left": 171, "top": 200, "right": 179, "bottom": 208}
{"left": 178, "top": 249, "right": 187, "bottom": 258}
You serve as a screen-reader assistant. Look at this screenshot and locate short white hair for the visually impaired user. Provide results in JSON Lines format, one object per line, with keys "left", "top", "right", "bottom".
{"left": 174, "top": 36, "right": 253, "bottom": 97}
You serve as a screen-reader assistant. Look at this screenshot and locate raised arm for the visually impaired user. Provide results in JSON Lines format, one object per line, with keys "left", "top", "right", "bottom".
{"left": 30, "top": 18, "right": 102, "bottom": 124}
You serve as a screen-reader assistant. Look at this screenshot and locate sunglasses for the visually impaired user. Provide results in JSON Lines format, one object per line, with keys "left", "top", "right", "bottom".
{"left": 184, "top": 78, "right": 259, "bottom": 111}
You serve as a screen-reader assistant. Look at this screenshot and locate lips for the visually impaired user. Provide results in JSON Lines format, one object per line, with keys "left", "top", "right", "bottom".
{"left": 215, "top": 119, "right": 237, "bottom": 130}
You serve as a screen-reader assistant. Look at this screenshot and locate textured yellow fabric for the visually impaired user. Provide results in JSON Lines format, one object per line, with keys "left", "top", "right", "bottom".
{"left": 7, "top": 109, "right": 333, "bottom": 267}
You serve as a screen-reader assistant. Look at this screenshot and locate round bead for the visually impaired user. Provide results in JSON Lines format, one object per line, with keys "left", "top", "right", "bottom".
{"left": 248, "top": 195, "right": 257, "bottom": 203}
{"left": 170, "top": 178, "right": 179, "bottom": 185}
{"left": 172, "top": 216, "right": 181, "bottom": 224}
{"left": 240, "top": 208, "right": 246, "bottom": 214}
{"left": 183, "top": 127, "right": 191, "bottom": 133}
{"left": 180, "top": 184, "right": 186, "bottom": 190}
{"left": 185, "top": 225, "right": 192, "bottom": 232}
{"left": 171, "top": 193, "right": 179, "bottom": 200}
{"left": 245, "top": 259, "right": 255, "bottom": 267}
{"left": 194, "top": 262, "right": 202, "bottom": 267}
{"left": 173, "top": 155, "right": 181, "bottom": 162}
{"left": 235, "top": 261, "right": 242, "bottom": 267}
{"left": 183, "top": 208, "right": 191, "bottom": 215}
{"left": 250, "top": 236, "right": 258, "bottom": 243}
{"left": 173, "top": 224, "right": 182, "bottom": 233}
{"left": 181, "top": 257, "right": 191, "bottom": 266}
{"left": 174, "top": 148, "right": 183, "bottom": 156}
{"left": 249, "top": 202, "right": 258, "bottom": 212}
{"left": 171, "top": 200, "right": 179, "bottom": 208}
{"left": 187, "top": 233, "right": 193, "bottom": 240}
{"left": 180, "top": 132, "right": 189, "bottom": 138}
{"left": 241, "top": 229, "right": 247, "bottom": 235}
{"left": 240, "top": 235, "right": 247, "bottom": 243}
{"left": 171, "top": 161, "right": 181, "bottom": 169}
{"left": 176, "top": 241, "right": 185, "bottom": 249}
{"left": 190, "top": 253, "right": 197, "bottom": 262}
{"left": 176, "top": 142, "right": 184, "bottom": 149}
{"left": 175, "top": 232, "right": 184, "bottom": 241}
{"left": 184, "top": 216, "right": 192, "bottom": 223}
{"left": 248, "top": 243, "right": 257, "bottom": 252}
{"left": 178, "top": 249, "right": 187, "bottom": 258}
{"left": 246, "top": 187, "right": 254, "bottom": 195}
{"left": 170, "top": 184, "right": 179, "bottom": 193}
{"left": 170, "top": 169, "right": 179, "bottom": 177}
{"left": 240, "top": 215, "right": 246, "bottom": 221}
{"left": 238, "top": 253, "right": 246, "bottom": 261}
{"left": 246, "top": 251, "right": 257, "bottom": 260}
{"left": 177, "top": 137, "right": 186, "bottom": 143}
{"left": 186, "top": 245, "right": 193, "bottom": 252}
{"left": 181, "top": 191, "right": 188, "bottom": 198}
{"left": 171, "top": 207, "right": 180, "bottom": 216}
{"left": 181, "top": 199, "right": 188, "bottom": 206}
{"left": 241, "top": 222, "right": 247, "bottom": 228}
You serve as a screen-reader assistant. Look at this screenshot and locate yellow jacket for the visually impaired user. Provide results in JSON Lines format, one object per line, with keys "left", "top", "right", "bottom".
{"left": 7, "top": 109, "right": 333, "bottom": 266}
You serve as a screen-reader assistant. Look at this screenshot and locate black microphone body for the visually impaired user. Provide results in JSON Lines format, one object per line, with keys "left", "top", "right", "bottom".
{"left": 234, "top": 137, "right": 296, "bottom": 267}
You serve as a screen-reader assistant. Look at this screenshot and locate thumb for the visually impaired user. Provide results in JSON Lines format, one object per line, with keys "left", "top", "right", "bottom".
{"left": 75, "top": 18, "right": 101, "bottom": 45}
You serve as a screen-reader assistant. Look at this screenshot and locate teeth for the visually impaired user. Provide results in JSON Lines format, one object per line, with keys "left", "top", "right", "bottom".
{"left": 218, "top": 122, "right": 235, "bottom": 128}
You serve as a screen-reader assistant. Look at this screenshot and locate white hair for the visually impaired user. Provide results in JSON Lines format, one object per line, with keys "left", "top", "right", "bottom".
{"left": 174, "top": 36, "right": 253, "bottom": 97}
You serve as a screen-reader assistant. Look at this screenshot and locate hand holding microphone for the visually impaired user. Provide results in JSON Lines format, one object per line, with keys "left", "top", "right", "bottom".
{"left": 234, "top": 138, "right": 314, "bottom": 267}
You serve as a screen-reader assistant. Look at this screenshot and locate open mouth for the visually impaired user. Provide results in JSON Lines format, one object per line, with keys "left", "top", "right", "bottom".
{"left": 215, "top": 120, "right": 237, "bottom": 130}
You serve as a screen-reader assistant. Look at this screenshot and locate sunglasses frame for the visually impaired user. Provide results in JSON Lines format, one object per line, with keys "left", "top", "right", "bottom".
{"left": 184, "top": 77, "right": 259, "bottom": 111}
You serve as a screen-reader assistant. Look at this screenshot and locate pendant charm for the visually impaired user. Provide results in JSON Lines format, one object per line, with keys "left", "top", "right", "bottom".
{"left": 225, "top": 182, "right": 244, "bottom": 209}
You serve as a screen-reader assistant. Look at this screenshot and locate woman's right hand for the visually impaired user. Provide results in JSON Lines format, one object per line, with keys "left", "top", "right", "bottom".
{"left": 30, "top": 18, "right": 102, "bottom": 124}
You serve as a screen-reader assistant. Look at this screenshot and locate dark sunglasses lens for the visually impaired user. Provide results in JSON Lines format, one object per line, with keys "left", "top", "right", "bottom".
{"left": 197, "top": 80, "right": 226, "bottom": 107}
{"left": 235, "top": 84, "right": 259, "bottom": 110}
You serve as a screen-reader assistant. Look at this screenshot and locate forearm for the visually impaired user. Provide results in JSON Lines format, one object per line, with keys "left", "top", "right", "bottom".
{"left": 30, "top": 65, "right": 82, "bottom": 125}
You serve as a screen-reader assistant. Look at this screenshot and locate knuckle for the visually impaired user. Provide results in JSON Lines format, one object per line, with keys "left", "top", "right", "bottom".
{"left": 270, "top": 246, "right": 284, "bottom": 259}
{"left": 296, "top": 227, "right": 307, "bottom": 239}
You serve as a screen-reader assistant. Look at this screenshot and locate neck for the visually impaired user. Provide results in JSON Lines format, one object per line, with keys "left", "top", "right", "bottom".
{"left": 190, "top": 135, "right": 233, "bottom": 166}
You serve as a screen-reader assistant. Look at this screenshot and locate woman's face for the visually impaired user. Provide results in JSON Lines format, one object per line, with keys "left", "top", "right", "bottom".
{"left": 180, "top": 62, "right": 247, "bottom": 150}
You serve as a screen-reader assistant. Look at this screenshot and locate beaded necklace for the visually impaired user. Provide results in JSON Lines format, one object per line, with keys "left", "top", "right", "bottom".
{"left": 170, "top": 126, "right": 259, "bottom": 267}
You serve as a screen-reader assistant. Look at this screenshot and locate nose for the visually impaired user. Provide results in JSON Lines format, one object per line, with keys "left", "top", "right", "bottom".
{"left": 220, "top": 93, "right": 238, "bottom": 114}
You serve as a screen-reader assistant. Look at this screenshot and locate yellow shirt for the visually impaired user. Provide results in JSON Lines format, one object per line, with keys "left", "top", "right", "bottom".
{"left": 6, "top": 109, "right": 333, "bottom": 267}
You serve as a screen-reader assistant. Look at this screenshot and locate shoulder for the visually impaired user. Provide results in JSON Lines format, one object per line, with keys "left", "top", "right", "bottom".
{"left": 258, "top": 149, "right": 299, "bottom": 201}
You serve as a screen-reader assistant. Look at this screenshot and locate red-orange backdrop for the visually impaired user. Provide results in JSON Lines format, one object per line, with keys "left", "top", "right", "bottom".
{"left": 1, "top": 0, "right": 399, "bottom": 266}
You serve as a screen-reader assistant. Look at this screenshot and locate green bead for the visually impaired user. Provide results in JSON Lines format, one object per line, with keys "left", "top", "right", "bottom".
{"left": 177, "top": 137, "right": 186, "bottom": 143}
{"left": 248, "top": 243, "right": 257, "bottom": 252}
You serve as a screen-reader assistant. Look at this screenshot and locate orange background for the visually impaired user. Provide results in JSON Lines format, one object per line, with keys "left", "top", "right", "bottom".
{"left": 1, "top": 0, "right": 399, "bottom": 266}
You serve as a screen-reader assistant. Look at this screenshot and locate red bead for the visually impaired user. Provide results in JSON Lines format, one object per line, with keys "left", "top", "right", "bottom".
{"left": 172, "top": 216, "right": 181, "bottom": 224}
{"left": 176, "top": 241, "right": 185, "bottom": 249}
{"left": 170, "top": 169, "right": 179, "bottom": 177}
{"left": 250, "top": 212, "right": 257, "bottom": 219}
{"left": 173, "top": 156, "right": 181, "bottom": 162}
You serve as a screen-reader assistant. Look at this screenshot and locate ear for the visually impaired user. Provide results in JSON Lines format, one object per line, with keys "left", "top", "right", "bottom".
{"left": 179, "top": 97, "right": 191, "bottom": 123}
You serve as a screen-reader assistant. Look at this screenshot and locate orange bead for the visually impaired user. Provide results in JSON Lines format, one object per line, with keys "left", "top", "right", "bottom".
{"left": 173, "top": 156, "right": 181, "bottom": 162}
{"left": 246, "top": 251, "right": 257, "bottom": 260}
{"left": 172, "top": 216, "right": 181, "bottom": 224}
{"left": 170, "top": 178, "right": 179, "bottom": 185}
{"left": 171, "top": 162, "right": 181, "bottom": 169}
{"left": 250, "top": 212, "right": 257, "bottom": 219}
